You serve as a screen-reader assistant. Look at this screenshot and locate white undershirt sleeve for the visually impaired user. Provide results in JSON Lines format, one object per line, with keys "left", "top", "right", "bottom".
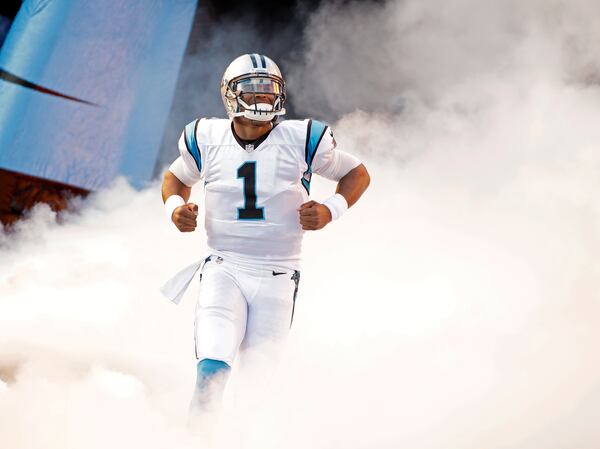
{"left": 311, "top": 126, "right": 362, "bottom": 181}
{"left": 313, "top": 149, "right": 362, "bottom": 181}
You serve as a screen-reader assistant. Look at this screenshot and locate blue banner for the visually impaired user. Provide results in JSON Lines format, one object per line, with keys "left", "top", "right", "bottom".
{"left": 0, "top": 0, "right": 198, "bottom": 190}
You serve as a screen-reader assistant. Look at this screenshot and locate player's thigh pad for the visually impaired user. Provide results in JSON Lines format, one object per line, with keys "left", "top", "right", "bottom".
{"left": 195, "top": 263, "right": 247, "bottom": 364}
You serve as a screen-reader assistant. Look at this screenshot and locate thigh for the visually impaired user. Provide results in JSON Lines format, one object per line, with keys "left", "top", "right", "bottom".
{"left": 236, "top": 272, "right": 298, "bottom": 405}
{"left": 241, "top": 271, "right": 298, "bottom": 355}
{"left": 194, "top": 263, "right": 247, "bottom": 365}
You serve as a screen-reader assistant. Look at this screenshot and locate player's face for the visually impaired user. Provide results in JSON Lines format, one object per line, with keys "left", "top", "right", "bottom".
{"left": 237, "top": 92, "right": 277, "bottom": 127}
{"left": 239, "top": 92, "right": 276, "bottom": 106}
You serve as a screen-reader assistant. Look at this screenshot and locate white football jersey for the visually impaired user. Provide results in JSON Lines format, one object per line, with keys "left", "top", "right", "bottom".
{"left": 168, "top": 118, "right": 340, "bottom": 270}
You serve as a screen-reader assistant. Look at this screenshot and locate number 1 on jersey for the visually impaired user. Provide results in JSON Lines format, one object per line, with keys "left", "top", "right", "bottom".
{"left": 237, "top": 161, "right": 265, "bottom": 220}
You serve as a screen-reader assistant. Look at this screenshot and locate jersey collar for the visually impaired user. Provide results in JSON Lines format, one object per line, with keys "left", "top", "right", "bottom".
{"left": 230, "top": 121, "right": 277, "bottom": 152}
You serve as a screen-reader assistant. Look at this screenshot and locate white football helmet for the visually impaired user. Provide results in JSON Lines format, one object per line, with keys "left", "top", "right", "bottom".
{"left": 221, "top": 54, "right": 286, "bottom": 122}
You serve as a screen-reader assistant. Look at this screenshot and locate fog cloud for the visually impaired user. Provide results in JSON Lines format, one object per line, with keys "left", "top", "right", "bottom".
{"left": 3, "top": 0, "right": 600, "bottom": 448}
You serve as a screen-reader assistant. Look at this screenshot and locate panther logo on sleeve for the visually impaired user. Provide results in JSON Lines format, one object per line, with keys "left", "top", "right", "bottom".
{"left": 330, "top": 128, "right": 337, "bottom": 149}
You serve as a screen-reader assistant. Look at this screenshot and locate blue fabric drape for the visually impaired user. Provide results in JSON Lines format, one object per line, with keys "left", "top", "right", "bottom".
{"left": 0, "top": 0, "right": 198, "bottom": 190}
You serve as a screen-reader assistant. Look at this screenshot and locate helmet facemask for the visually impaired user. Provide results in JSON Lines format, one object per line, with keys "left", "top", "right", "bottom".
{"left": 224, "top": 75, "right": 286, "bottom": 122}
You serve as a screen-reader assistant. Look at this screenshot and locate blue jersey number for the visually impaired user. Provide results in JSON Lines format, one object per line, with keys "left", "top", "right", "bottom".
{"left": 237, "top": 161, "right": 264, "bottom": 220}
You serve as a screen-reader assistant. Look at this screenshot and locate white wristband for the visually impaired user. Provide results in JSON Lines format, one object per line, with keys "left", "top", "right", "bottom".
{"left": 164, "top": 195, "right": 185, "bottom": 222}
{"left": 322, "top": 193, "right": 348, "bottom": 221}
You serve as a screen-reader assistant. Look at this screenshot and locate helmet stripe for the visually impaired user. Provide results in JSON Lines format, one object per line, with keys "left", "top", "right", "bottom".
{"left": 259, "top": 54, "right": 267, "bottom": 69}
{"left": 249, "top": 53, "right": 258, "bottom": 68}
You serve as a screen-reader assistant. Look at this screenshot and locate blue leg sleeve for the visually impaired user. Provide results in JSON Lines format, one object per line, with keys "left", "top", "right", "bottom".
{"left": 190, "top": 358, "right": 231, "bottom": 415}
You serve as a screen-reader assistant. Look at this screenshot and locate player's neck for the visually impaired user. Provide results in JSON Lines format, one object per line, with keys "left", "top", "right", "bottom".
{"left": 232, "top": 118, "right": 273, "bottom": 142}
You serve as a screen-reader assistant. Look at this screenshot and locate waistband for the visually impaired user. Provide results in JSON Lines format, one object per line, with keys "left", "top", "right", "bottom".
{"left": 204, "top": 253, "right": 300, "bottom": 277}
{"left": 207, "top": 248, "right": 301, "bottom": 273}
{"left": 160, "top": 252, "right": 301, "bottom": 306}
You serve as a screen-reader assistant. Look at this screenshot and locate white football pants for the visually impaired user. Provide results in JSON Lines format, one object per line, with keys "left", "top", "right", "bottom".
{"left": 194, "top": 255, "right": 300, "bottom": 366}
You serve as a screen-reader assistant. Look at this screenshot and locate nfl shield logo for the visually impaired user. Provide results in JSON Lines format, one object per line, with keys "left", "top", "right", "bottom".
{"left": 245, "top": 144, "right": 254, "bottom": 153}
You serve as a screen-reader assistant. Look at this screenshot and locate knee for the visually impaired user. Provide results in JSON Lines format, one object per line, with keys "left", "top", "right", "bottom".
{"left": 196, "top": 358, "right": 230, "bottom": 379}
{"left": 191, "top": 359, "right": 231, "bottom": 414}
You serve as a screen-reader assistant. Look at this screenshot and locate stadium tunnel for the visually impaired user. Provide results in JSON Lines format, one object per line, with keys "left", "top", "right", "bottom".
{"left": 0, "top": 0, "right": 364, "bottom": 226}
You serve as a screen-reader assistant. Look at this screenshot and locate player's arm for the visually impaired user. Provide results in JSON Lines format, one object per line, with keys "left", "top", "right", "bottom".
{"left": 299, "top": 161, "right": 370, "bottom": 230}
{"left": 162, "top": 123, "right": 204, "bottom": 232}
{"left": 161, "top": 168, "right": 198, "bottom": 233}
{"left": 334, "top": 163, "right": 370, "bottom": 208}
{"left": 162, "top": 170, "right": 191, "bottom": 203}
{"left": 299, "top": 123, "right": 370, "bottom": 230}
{"left": 298, "top": 122, "right": 370, "bottom": 230}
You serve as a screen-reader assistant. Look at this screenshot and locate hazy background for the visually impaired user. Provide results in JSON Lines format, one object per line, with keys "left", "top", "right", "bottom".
{"left": 2, "top": 0, "right": 600, "bottom": 448}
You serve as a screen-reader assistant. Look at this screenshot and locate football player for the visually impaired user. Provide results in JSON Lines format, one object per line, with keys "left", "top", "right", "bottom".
{"left": 160, "top": 54, "right": 370, "bottom": 421}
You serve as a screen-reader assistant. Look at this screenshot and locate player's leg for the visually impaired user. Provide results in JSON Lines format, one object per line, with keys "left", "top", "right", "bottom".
{"left": 242, "top": 269, "right": 299, "bottom": 350}
{"left": 190, "top": 261, "right": 247, "bottom": 416}
{"left": 236, "top": 270, "right": 299, "bottom": 400}
{"left": 190, "top": 359, "right": 230, "bottom": 414}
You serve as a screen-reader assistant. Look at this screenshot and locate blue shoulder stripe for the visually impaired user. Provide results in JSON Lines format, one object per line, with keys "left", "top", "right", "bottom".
{"left": 305, "top": 119, "right": 328, "bottom": 169}
{"left": 302, "top": 119, "right": 328, "bottom": 194}
{"left": 184, "top": 119, "right": 201, "bottom": 173}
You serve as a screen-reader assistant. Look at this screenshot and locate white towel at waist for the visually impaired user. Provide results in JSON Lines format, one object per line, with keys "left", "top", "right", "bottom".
{"left": 160, "top": 257, "right": 207, "bottom": 304}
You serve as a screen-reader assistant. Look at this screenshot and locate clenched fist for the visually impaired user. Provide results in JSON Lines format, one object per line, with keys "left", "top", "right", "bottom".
{"left": 298, "top": 200, "right": 332, "bottom": 231}
{"left": 172, "top": 203, "right": 199, "bottom": 232}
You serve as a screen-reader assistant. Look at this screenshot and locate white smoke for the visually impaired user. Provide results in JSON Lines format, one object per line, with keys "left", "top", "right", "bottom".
{"left": 3, "top": 0, "right": 600, "bottom": 448}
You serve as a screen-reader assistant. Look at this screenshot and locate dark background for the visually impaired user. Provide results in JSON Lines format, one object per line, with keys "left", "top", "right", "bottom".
{"left": 0, "top": 0, "right": 21, "bottom": 47}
